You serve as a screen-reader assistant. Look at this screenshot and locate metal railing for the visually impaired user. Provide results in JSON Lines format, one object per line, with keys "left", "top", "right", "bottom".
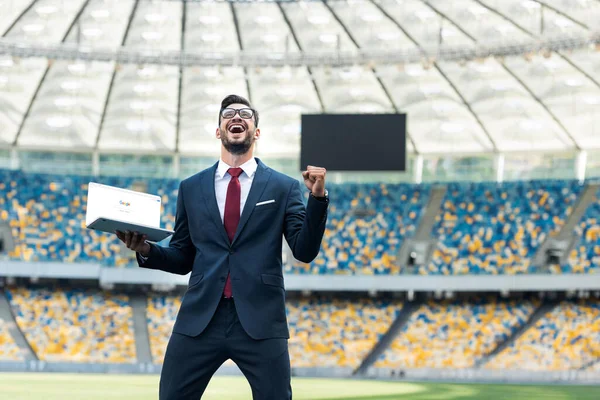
{"left": 1, "top": 31, "right": 598, "bottom": 67}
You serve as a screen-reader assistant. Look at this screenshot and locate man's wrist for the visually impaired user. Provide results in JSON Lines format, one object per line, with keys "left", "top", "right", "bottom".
{"left": 139, "top": 242, "right": 151, "bottom": 258}
{"left": 311, "top": 189, "right": 328, "bottom": 200}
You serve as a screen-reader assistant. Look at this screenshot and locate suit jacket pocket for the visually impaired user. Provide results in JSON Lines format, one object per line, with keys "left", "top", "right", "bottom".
{"left": 261, "top": 273, "right": 284, "bottom": 289}
{"left": 254, "top": 202, "right": 277, "bottom": 212}
{"left": 188, "top": 273, "right": 204, "bottom": 289}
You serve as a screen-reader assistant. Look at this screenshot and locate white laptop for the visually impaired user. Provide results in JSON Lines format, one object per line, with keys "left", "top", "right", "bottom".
{"left": 85, "top": 182, "right": 174, "bottom": 242}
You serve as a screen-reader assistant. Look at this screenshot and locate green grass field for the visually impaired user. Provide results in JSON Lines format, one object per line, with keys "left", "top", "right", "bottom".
{"left": 0, "top": 373, "right": 598, "bottom": 399}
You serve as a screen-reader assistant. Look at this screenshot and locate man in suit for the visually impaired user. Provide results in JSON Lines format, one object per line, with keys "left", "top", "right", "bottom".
{"left": 116, "top": 94, "right": 328, "bottom": 399}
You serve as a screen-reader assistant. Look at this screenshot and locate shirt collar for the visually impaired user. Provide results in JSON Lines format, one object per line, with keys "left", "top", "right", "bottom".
{"left": 216, "top": 157, "right": 258, "bottom": 179}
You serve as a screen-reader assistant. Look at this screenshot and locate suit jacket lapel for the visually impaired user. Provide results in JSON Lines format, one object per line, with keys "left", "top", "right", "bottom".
{"left": 199, "top": 162, "right": 230, "bottom": 245}
{"left": 233, "top": 159, "right": 272, "bottom": 244}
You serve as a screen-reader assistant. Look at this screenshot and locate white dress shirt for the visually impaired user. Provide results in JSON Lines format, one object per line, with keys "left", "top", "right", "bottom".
{"left": 139, "top": 158, "right": 257, "bottom": 262}
{"left": 215, "top": 158, "right": 258, "bottom": 222}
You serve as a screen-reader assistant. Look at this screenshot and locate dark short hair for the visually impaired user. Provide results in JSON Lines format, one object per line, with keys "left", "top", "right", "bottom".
{"left": 219, "top": 94, "right": 259, "bottom": 127}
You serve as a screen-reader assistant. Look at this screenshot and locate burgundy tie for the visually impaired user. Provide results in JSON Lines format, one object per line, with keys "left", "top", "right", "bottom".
{"left": 223, "top": 167, "right": 243, "bottom": 298}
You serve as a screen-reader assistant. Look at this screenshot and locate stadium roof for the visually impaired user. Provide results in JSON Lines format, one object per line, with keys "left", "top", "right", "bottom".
{"left": 0, "top": 0, "right": 598, "bottom": 158}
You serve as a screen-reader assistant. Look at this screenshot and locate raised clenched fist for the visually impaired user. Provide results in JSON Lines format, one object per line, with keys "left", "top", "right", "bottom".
{"left": 301, "top": 166, "right": 327, "bottom": 197}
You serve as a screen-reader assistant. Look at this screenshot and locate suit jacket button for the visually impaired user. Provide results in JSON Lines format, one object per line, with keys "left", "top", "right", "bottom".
{"left": 229, "top": 250, "right": 234, "bottom": 254}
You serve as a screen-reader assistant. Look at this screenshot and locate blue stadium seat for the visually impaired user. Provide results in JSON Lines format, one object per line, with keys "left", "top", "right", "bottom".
{"left": 1, "top": 169, "right": 592, "bottom": 275}
{"left": 286, "top": 183, "right": 430, "bottom": 275}
{"left": 428, "top": 180, "right": 583, "bottom": 275}
{"left": 0, "top": 169, "right": 177, "bottom": 267}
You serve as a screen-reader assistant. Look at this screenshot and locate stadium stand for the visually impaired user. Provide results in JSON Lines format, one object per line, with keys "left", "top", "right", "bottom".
{"left": 375, "top": 297, "right": 539, "bottom": 368}
{"left": 564, "top": 187, "right": 600, "bottom": 274}
{"left": 287, "top": 297, "right": 401, "bottom": 368}
{"left": 428, "top": 181, "right": 583, "bottom": 275}
{"left": 2, "top": 169, "right": 597, "bottom": 277}
{"left": 145, "top": 294, "right": 400, "bottom": 368}
{"left": 487, "top": 300, "right": 600, "bottom": 371}
{"left": 0, "top": 318, "right": 22, "bottom": 361}
{"left": 147, "top": 295, "right": 181, "bottom": 364}
{"left": 287, "top": 183, "right": 429, "bottom": 275}
{"left": 0, "top": 169, "right": 177, "bottom": 267}
{"left": 2, "top": 169, "right": 430, "bottom": 274}
{"left": 4, "top": 287, "right": 600, "bottom": 375}
{"left": 5, "top": 287, "right": 136, "bottom": 363}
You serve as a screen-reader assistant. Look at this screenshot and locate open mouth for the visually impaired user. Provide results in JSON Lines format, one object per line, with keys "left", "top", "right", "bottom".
{"left": 227, "top": 123, "right": 246, "bottom": 134}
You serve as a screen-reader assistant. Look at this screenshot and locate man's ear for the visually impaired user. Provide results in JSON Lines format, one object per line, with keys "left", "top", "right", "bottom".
{"left": 254, "top": 128, "right": 260, "bottom": 140}
{"left": 215, "top": 127, "right": 221, "bottom": 139}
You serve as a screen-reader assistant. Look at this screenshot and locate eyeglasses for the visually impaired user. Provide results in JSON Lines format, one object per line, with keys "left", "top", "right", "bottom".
{"left": 221, "top": 108, "right": 255, "bottom": 119}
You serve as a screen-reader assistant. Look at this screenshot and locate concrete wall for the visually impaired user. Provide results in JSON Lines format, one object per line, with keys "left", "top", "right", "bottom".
{"left": 365, "top": 367, "right": 600, "bottom": 385}
{"left": 3, "top": 260, "right": 600, "bottom": 291}
{"left": 0, "top": 361, "right": 349, "bottom": 378}
{"left": 1, "top": 361, "right": 599, "bottom": 385}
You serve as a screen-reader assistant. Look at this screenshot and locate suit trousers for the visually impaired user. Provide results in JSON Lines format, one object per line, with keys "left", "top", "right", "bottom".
{"left": 159, "top": 297, "right": 292, "bottom": 400}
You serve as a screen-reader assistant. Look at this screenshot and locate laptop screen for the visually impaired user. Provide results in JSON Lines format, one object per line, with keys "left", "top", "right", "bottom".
{"left": 85, "top": 182, "right": 162, "bottom": 228}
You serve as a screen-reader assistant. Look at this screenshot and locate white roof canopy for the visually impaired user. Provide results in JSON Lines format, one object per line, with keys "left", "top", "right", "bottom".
{"left": 0, "top": 0, "right": 598, "bottom": 156}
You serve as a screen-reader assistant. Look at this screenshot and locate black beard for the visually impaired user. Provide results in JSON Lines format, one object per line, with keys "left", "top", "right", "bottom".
{"left": 221, "top": 128, "right": 254, "bottom": 155}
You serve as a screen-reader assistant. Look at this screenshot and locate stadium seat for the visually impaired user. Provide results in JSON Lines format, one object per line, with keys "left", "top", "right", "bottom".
{"left": 487, "top": 300, "right": 600, "bottom": 371}
{"left": 287, "top": 297, "right": 401, "bottom": 367}
{"left": 5, "top": 287, "right": 136, "bottom": 363}
{"left": 146, "top": 294, "right": 400, "bottom": 368}
{"left": 147, "top": 295, "right": 182, "bottom": 363}
{"left": 2, "top": 169, "right": 594, "bottom": 276}
{"left": 0, "top": 169, "right": 177, "bottom": 267}
{"left": 375, "top": 297, "right": 539, "bottom": 368}
{"left": 0, "top": 318, "right": 23, "bottom": 361}
{"left": 428, "top": 181, "right": 583, "bottom": 275}
{"left": 287, "top": 183, "right": 430, "bottom": 275}
{"left": 563, "top": 187, "right": 600, "bottom": 274}
{"left": 2, "top": 168, "right": 431, "bottom": 274}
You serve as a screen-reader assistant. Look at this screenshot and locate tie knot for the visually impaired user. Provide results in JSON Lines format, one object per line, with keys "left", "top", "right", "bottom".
{"left": 228, "top": 167, "right": 243, "bottom": 178}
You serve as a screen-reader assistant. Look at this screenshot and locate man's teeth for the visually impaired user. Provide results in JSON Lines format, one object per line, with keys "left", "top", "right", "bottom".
{"left": 229, "top": 124, "right": 245, "bottom": 132}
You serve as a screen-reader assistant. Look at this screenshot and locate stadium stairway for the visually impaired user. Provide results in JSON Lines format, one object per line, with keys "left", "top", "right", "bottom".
{"left": 399, "top": 186, "right": 447, "bottom": 271}
{"left": 353, "top": 299, "right": 422, "bottom": 376}
{"left": 0, "top": 290, "right": 36, "bottom": 361}
{"left": 474, "top": 300, "right": 558, "bottom": 368}
{"left": 130, "top": 295, "right": 153, "bottom": 364}
{"left": 414, "top": 186, "right": 448, "bottom": 241}
{"left": 532, "top": 182, "right": 600, "bottom": 269}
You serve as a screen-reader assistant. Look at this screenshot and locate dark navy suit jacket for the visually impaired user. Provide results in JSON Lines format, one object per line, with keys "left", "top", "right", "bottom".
{"left": 138, "top": 158, "right": 328, "bottom": 340}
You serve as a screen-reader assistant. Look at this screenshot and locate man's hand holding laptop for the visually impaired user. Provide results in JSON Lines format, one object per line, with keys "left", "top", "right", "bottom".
{"left": 116, "top": 231, "right": 151, "bottom": 257}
